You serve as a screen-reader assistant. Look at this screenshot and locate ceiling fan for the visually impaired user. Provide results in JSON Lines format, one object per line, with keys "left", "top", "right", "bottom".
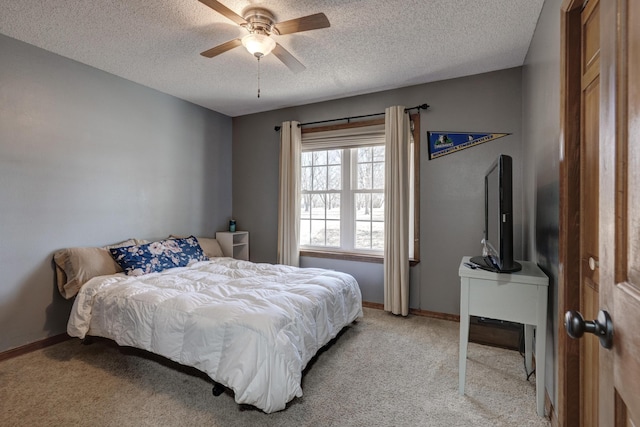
{"left": 198, "top": 0, "right": 331, "bottom": 74}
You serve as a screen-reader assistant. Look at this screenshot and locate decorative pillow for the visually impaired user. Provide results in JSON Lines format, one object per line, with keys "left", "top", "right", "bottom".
{"left": 53, "top": 238, "right": 137, "bottom": 299}
{"left": 110, "top": 236, "right": 208, "bottom": 276}
{"left": 169, "top": 235, "right": 224, "bottom": 258}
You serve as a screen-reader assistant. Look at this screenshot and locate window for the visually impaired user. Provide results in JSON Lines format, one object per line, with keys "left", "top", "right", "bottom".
{"left": 300, "top": 145, "right": 385, "bottom": 253}
{"left": 299, "top": 116, "right": 420, "bottom": 263}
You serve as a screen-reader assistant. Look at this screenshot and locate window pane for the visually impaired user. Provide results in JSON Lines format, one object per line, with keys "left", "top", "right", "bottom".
{"left": 373, "top": 146, "right": 385, "bottom": 162}
{"left": 313, "top": 151, "right": 327, "bottom": 165}
{"left": 327, "top": 194, "right": 340, "bottom": 219}
{"left": 301, "top": 167, "right": 312, "bottom": 191}
{"left": 372, "top": 193, "right": 385, "bottom": 221}
{"left": 355, "top": 221, "right": 371, "bottom": 249}
{"left": 371, "top": 221, "right": 384, "bottom": 250}
{"left": 357, "top": 147, "right": 372, "bottom": 162}
{"left": 300, "top": 219, "right": 311, "bottom": 245}
{"left": 301, "top": 152, "right": 312, "bottom": 167}
{"left": 355, "top": 193, "right": 371, "bottom": 220}
{"left": 328, "top": 149, "right": 341, "bottom": 165}
{"left": 311, "top": 194, "right": 326, "bottom": 219}
{"left": 328, "top": 165, "right": 341, "bottom": 190}
{"left": 357, "top": 163, "right": 372, "bottom": 189}
{"left": 326, "top": 220, "right": 340, "bottom": 247}
{"left": 300, "top": 194, "right": 312, "bottom": 219}
{"left": 373, "top": 163, "right": 384, "bottom": 189}
{"left": 311, "top": 220, "right": 326, "bottom": 245}
{"left": 312, "top": 166, "right": 327, "bottom": 191}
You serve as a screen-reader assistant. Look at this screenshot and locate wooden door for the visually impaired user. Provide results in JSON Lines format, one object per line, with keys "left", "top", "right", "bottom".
{"left": 599, "top": 0, "right": 640, "bottom": 425}
{"left": 579, "top": 1, "right": 600, "bottom": 425}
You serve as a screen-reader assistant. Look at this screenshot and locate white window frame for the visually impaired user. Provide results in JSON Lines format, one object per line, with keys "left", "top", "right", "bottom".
{"left": 300, "top": 145, "right": 385, "bottom": 254}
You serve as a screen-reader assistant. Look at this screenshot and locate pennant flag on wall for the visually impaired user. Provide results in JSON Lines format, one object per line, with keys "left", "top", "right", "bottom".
{"left": 427, "top": 132, "right": 511, "bottom": 160}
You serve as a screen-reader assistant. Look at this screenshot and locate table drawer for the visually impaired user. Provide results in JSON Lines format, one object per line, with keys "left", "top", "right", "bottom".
{"left": 467, "top": 278, "right": 539, "bottom": 324}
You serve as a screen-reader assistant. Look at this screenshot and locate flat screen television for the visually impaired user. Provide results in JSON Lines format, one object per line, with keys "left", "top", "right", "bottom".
{"left": 470, "top": 154, "right": 522, "bottom": 273}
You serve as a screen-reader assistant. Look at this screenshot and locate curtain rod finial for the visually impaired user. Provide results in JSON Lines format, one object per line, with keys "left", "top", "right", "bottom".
{"left": 275, "top": 126, "right": 281, "bottom": 131}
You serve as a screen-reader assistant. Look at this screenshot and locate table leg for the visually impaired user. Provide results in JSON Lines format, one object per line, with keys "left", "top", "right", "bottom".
{"left": 524, "top": 324, "right": 534, "bottom": 374}
{"left": 459, "top": 278, "right": 470, "bottom": 395}
{"left": 535, "top": 287, "right": 547, "bottom": 417}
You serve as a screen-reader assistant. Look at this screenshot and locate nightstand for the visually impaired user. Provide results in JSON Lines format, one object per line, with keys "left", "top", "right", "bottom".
{"left": 215, "top": 231, "right": 249, "bottom": 260}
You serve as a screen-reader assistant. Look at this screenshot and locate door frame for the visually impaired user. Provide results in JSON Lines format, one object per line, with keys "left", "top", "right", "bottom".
{"left": 558, "top": 0, "right": 583, "bottom": 425}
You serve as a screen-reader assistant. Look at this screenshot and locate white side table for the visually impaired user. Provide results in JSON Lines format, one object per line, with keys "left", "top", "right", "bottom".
{"left": 458, "top": 256, "right": 549, "bottom": 416}
{"left": 215, "top": 231, "right": 249, "bottom": 260}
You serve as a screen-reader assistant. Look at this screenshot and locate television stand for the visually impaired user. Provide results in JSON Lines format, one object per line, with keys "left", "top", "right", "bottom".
{"left": 458, "top": 256, "right": 548, "bottom": 417}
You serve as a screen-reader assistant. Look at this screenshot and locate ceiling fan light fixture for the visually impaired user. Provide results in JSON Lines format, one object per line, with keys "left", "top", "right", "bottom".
{"left": 242, "top": 33, "right": 276, "bottom": 58}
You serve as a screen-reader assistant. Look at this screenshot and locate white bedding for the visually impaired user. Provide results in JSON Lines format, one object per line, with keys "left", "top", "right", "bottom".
{"left": 67, "top": 258, "right": 363, "bottom": 413}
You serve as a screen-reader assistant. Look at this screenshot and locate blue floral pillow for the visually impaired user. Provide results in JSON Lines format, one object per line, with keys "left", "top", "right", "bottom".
{"left": 109, "top": 236, "right": 209, "bottom": 276}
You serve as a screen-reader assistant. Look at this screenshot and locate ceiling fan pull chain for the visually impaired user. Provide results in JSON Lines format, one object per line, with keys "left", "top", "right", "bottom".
{"left": 257, "top": 56, "right": 261, "bottom": 98}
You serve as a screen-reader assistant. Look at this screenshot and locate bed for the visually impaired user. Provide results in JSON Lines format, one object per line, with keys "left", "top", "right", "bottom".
{"left": 55, "top": 236, "right": 363, "bottom": 413}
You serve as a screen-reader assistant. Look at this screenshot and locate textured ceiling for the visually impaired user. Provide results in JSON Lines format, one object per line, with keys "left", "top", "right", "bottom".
{"left": 0, "top": 1, "right": 544, "bottom": 117}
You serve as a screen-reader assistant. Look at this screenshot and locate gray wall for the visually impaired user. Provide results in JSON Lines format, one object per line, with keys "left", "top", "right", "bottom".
{"left": 232, "top": 67, "right": 524, "bottom": 313}
{"left": 0, "top": 34, "right": 233, "bottom": 353}
{"left": 522, "top": 0, "right": 561, "bottom": 409}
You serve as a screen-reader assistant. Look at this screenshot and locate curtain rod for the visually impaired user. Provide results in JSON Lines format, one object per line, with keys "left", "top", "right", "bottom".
{"left": 274, "top": 103, "right": 429, "bottom": 132}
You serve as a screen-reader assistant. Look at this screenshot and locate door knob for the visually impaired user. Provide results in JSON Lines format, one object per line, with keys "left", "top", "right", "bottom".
{"left": 564, "top": 309, "right": 614, "bottom": 349}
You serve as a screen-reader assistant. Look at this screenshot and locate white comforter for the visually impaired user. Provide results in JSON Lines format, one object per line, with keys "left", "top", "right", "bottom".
{"left": 67, "top": 258, "right": 363, "bottom": 413}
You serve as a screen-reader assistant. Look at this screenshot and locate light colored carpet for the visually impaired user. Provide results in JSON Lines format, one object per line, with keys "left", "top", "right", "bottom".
{"left": 0, "top": 308, "right": 550, "bottom": 427}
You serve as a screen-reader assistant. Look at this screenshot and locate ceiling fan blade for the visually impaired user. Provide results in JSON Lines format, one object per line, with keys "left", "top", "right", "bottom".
{"left": 198, "top": 0, "right": 247, "bottom": 25}
{"left": 272, "top": 43, "right": 306, "bottom": 73}
{"left": 274, "top": 13, "right": 330, "bottom": 35}
{"left": 200, "top": 38, "right": 242, "bottom": 58}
